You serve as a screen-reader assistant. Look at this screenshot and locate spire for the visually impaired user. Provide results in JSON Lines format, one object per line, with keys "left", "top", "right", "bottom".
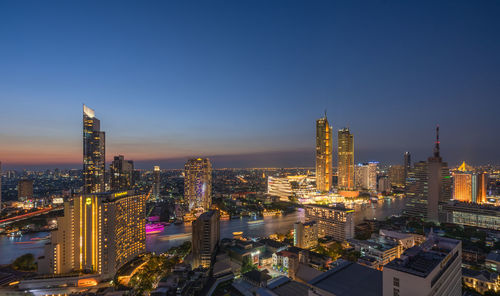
{"left": 433, "top": 125, "right": 440, "bottom": 158}
{"left": 324, "top": 109, "right": 327, "bottom": 119}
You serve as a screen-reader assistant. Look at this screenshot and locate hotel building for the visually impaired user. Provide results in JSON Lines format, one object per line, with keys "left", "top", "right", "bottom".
{"left": 184, "top": 158, "right": 212, "bottom": 211}
{"left": 453, "top": 162, "right": 487, "bottom": 204}
{"left": 18, "top": 179, "right": 34, "bottom": 201}
{"left": 389, "top": 165, "right": 406, "bottom": 188}
{"left": 338, "top": 128, "right": 354, "bottom": 190}
{"left": 316, "top": 115, "right": 333, "bottom": 192}
{"left": 40, "top": 191, "right": 146, "bottom": 276}
{"left": 83, "top": 105, "right": 105, "bottom": 194}
{"left": 355, "top": 162, "right": 378, "bottom": 191}
{"left": 192, "top": 210, "right": 220, "bottom": 268}
{"left": 304, "top": 204, "right": 354, "bottom": 241}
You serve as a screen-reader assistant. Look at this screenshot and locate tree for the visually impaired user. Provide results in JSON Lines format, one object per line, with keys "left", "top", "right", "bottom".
{"left": 12, "top": 253, "right": 36, "bottom": 271}
{"left": 241, "top": 256, "right": 257, "bottom": 274}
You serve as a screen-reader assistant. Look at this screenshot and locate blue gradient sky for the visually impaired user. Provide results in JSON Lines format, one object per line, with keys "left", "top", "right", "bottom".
{"left": 1, "top": 0, "right": 499, "bottom": 169}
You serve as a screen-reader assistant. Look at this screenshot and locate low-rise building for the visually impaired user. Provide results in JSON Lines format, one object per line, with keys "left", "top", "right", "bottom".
{"left": 348, "top": 237, "right": 402, "bottom": 268}
{"left": 462, "top": 268, "right": 499, "bottom": 294}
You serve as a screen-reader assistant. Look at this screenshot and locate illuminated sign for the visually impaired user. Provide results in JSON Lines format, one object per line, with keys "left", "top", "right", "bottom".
{"left": 113, "top": 191, "right": 128, "bottom": 198}
{"left": 86, "top": 197, "right": 92, "bottom": 205}
{"left": 52, "top": 197, "right": 64, "bottom": 204}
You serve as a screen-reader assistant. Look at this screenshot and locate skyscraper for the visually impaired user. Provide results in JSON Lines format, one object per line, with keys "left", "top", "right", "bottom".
{"left": 184, "top": 158, "right": 212, "bottom": 211}
{"left": 315, "top": 114, "right": 333, "bottom": 192}
{"left": 404, "top": 151, "right": 411, "bottom": 182}
{"left": 404, "top": 126, "right": 451, "bottom": 221}
{"left": 338, "top": 128, "right": 354, "bottom": 190}
{"left": 83, "top": 105, "right": 105, "bottom": 194}
{"left": 152, "top": 165, "right": 160, "bottom": 199}
{"left": 192, "top": 210, "right": 220, "bottom": 268}
{"left": 40, "top": 191, "right": 146, "bottom": 276}
{"left": 110, "top": 155, "right": 134, "bottom": 191}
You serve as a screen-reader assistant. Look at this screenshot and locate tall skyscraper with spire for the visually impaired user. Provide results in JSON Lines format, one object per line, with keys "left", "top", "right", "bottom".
{"left": 337, "top": 128, "right": 354, "bottom": 190}
{"left": 83, "top": 105, "right": 105, "bottom": 194}
{"left": 404, "top": 151, "right": 411, "bottom": 186}
{"left": 315, "top": 113, "right": 332, "bottom": 192}
{"left": 404, "top": 126, "right": 451, "bottom": 222}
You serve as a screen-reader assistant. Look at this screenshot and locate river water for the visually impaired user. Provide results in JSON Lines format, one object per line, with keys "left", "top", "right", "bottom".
{"left": 0, "top": 198, "right": 406, "bottom": 264}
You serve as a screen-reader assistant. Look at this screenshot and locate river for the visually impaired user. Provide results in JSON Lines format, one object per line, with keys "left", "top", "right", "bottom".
{"left": 0, "top": 197, "right": 406, "bottom": 264}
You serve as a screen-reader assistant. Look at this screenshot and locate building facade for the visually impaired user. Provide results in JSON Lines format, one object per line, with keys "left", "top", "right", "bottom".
{"left": 383, "top": 234, "right": 462, "bottom": 296}
{"left": 439, "top": 201, "right": 500, "bottom": 230}
{"left": 185, "top": 158, "right": 212, "bottom": 212}
{"left": 18, "top": 179, "right": 34, "bottom": 201}
{"left": 453, "top": 163, "right": 487, "bottom": 204}
{"left": 304, "top": 204, "right": 354, "bottom": 241}
{"left": 338, "top": 128, "right": 354, "bottom": 190}
{"left": 389, "top": 165, "right": 406, "bottom": 188}
{"left": 294, "top": 221, "right": 318, "bottom": 249}
{"left": 40, "top": 191, "right": 146, "bottom": 276}
{"left": 83, "top": 105, "right": 105, "bottom": 194}
{"left": 192, "top": 210, "right": 220, "bottom": 268}
{"left": 152, "top": 165, "right": 161, "bottom": 199}
{"left": 355, "top": 162, "right": 378, "bottom": 191}
{"left": 315, "top": 115, "right": 333, "bottom": 192}
{"left": 110, "top": 155, "right": 134, "bottom": 191}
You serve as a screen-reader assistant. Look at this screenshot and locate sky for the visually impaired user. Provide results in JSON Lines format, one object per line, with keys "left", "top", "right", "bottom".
{"left": 1, "top": 0, "right": 499, "bottom": 170}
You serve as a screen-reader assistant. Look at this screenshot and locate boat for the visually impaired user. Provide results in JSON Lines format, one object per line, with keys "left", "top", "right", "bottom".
{"left": 146, "top": 223, "right": 165, "bottom": 234}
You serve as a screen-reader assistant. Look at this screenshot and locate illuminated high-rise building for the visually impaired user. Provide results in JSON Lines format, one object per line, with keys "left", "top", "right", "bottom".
{"left": 338, "top": 128, "right": 354, "bottom": 190}
{"left": 110, "top": 155, "right": 134, "bottom": 191}
{"left": 152, "top": 165, "right": 161, "bottom": 199}
{"left": 184, "top": 158, "right": 212, "bottom": 211}
{"left": 192, "top": 210, "right": 220, "bottom": 268}
{"left": 453, "top": 162, "right": 487, "bottom": 204}
{"left": 18, "top": 179, "right": 34, "bottom": 201}
{"left": 315, "top": 114, "right": 332, "bottom": 192}
{"left": 294, "top": 221, "right": 318, "bottom": 249}
{"left": 355, "top": 162, "right": 378, "bottom": 191}
{"left": 389, "top": 165, "right": 406, "bottom": 188}
{"left": 40, "top": 191, "right": 146, "bottom": 276}
{"left": 83, "top": 105, "right": 105, "bottom": 194}
{"left": 304, "top": 204, "right": 354, "bottom": 241}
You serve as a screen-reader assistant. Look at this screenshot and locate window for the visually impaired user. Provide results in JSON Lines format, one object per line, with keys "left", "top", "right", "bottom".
{"left": 393, "top": 277, "right": 400, "bottom": 287}
{"left": 393, "top": 288, "right": 400, "bottom": 296}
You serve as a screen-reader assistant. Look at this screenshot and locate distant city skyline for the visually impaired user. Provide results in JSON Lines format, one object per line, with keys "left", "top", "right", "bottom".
{"left": 1, "top": 1, "right": 500, "bottom": 169}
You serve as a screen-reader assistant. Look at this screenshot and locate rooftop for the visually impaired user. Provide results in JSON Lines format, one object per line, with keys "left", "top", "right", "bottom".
{"left": 487, "top": 251, "right": 500, "bottom": 263}
{"left": 309, "top": 261, "right": 382, "bottom": 296}
{"left": 384, "top": 235, "right": 460, "bottom": 278}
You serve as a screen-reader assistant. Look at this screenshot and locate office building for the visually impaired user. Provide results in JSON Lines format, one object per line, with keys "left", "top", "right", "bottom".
{"left": 355, "top": 162, "right": 378, "bottom": 191}
{"left": 40, "top": 191, "right": 146, "bottom": 276}
{"left": 304, "top": 204, "right": 354, "bottom": 241}
{"left": 404, "top": 127, "right": 451, "bottom": 221}
{"left": 18, "top": 179, "right": 34, "bottom": 201}
{"left": 294, "top": 221, "right": 318, "bottom": 249}
{"left": 389, "top": 165, "right": 406, "bottom": 188}
{"left": 383, "top": 234, "right": 462, "bottom": 296}
{"left": 152, "top": 165, "right": 161, "bottom": 199}
{"left": 453, "top": 162, "right": 487, "bottom": 204}
{"left": 83, "top": 105, "right": 105, "bottom": 194}
{"left": 192, "top": 210, "right": 220, "bottom": 268}
{"left": 315, "top": 114, "right": 333, "bottom": 192}
{"left": 338, "top": 128, "right": 354, "bottom": 190}
{"left": 184, "top": 158, "right": 212, "bottom": 211}
{"left": 110, "top": 155, "right": 134, "bottom": 191}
